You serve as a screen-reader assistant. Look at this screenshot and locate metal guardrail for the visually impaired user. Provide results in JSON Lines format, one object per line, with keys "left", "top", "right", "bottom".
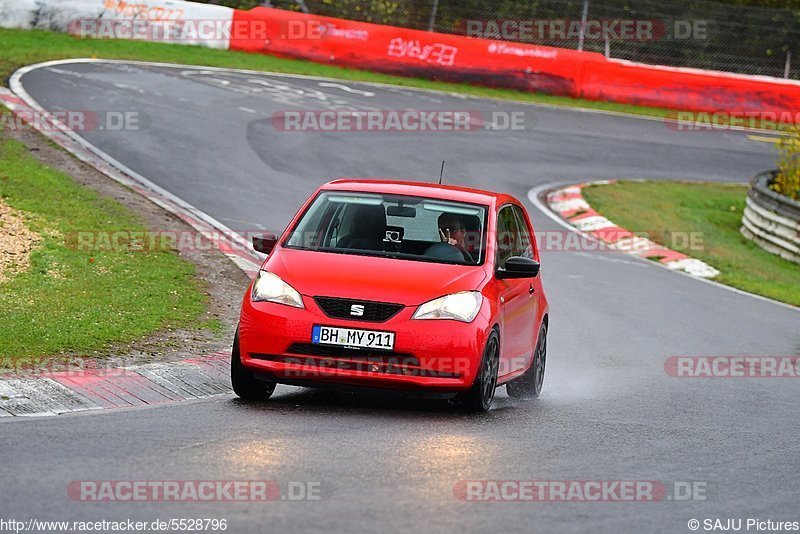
{"left": 741, "top": 171, "right": 800, "bottom": 265}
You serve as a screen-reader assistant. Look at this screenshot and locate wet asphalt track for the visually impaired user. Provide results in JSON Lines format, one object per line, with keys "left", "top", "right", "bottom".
{"left": 2, "top": 60, "right": 799, "bottom": 533}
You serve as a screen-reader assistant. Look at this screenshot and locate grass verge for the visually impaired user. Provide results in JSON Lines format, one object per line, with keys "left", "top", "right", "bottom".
{"left": 0, "top": 132, "right": 207, "bottom": 364}
{"left": 0, "top": 28, "right": 675, "bottom": 119}
{"left": 582, "top": 180, "right": 800, "bottom": 307}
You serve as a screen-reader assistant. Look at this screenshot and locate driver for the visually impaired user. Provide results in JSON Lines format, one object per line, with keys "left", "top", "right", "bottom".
{"left": 438, "top": 213, "right": 474, "bottom": 263}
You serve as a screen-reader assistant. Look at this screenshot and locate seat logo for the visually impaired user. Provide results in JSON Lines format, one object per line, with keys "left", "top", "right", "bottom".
{"left": 350, "top": 304, "right": 365, "bottom": 316}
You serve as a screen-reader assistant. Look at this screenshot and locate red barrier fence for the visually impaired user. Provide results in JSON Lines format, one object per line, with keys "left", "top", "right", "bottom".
{"left": 230, "top": 7, "right": 594, "bottom": 97}
{"left": 580, "top": 58, "right": 800, "bottom": 113}
{"left": 229, "top": 7, "right": 800, "bottom": 114}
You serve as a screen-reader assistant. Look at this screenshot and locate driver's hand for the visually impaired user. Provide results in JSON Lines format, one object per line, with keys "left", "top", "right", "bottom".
{"left": 439, "top": 228, "right": 457, "bottom": 246}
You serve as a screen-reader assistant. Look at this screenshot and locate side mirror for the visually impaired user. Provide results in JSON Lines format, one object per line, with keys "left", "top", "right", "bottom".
{"left": 497, "top": 256, "right": 540, "bottom": 279}
{"left": 252, "top": 233, "right": 278, "bottom": 254}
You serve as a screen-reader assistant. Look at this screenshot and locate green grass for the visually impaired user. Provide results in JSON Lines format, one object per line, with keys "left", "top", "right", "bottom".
{"left": 0, "top": 133, "right": 207, "bottom": 364}
{"left": 0, "top": 28, "right": 675, "bottom": 119}
{"left": 582, "top": 181, "right": 800, "bottom": 307}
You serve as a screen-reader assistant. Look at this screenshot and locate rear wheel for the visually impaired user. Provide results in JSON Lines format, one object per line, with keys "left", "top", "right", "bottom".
{"left": 231, "top": 330, "right": 276, "bottom": 400}
{"left": 457, "top": 331, "right": 500, "bottom": 412}
{"left": 506, "top": 323, "right": 547, "bottom": 399}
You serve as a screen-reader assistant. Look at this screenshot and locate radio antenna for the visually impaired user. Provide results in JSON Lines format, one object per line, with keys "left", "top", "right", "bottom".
{"left": 438, "top": 160, "right": 445, "bottom": 185}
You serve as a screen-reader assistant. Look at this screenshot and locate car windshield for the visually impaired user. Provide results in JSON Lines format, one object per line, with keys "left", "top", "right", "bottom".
{"left": 283, "top": 191, "right": 488, "bottom": 265}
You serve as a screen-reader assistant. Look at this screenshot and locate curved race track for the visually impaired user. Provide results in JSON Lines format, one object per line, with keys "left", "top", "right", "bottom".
{"left": 3, "top": 60, "right": 799, "bottom": 533}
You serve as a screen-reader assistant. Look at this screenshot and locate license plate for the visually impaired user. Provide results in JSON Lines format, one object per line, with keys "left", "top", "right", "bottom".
{"left": 312, "top": 325, "right": 395, "bottom": 351}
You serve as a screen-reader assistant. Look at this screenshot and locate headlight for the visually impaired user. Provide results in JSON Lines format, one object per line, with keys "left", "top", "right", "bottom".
{"left": 251, "top": 270, "right": 304, "bottom": 308}
{"left": 412, "top": 291, "right": 483, "bottom": 322}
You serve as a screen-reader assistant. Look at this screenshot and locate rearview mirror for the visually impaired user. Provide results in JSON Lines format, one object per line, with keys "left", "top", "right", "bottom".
{"left": 252, "top": 233, "right": 278, "bottom": 254}
{"left": 497, "top": 256, "right": 540, "bottom": 279}
{"left": 387, "top": 205, "right": 416, "bottom": 217}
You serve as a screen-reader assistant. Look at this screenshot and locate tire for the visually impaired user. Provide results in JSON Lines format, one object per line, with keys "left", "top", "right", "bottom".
{"left": 457, "top": 330, "right": 500, "bottom": 412}
{"left": 506, "top": 323, "right": 547, "bottom": 399}
{"left": 231, "top": 330, "right": 276, "bottom": 400}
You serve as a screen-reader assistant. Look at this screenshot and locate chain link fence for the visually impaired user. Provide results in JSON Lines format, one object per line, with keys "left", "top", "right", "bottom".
{"left": 231, "top": 0, "right": 800, "bottom": 79}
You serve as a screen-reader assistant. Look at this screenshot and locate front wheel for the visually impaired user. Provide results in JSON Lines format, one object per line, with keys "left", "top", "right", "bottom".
{"left": 457, "top": 331, "right": 500, "bottom": 412}
{"left": 506, "top": 323, "right": 547, "bottom": 399}
{"left": 231, "top": 330, "right": 276, "bottom": 400}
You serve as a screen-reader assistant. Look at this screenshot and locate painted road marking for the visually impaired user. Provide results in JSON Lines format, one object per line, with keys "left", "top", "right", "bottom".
{"left": 318, "top": 82, "right": 375, "bottom": 97}
{"left": 747, "top": 135, "right": 781, "bottom": 143}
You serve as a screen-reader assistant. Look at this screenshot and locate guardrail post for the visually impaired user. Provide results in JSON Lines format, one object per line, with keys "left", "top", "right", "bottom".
{"left": 428, "top": 0, "right": 439, "bottom": 32}
{"left": 577, "top": 0, "right": 590, "bottom": 51}
{"left": 785, "top": 50, "right": 792, "bottom": 79}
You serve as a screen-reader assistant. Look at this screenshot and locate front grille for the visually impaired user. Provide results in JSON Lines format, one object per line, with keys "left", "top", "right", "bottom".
{"left": 313, "top": 296, "right": 403, "bottom": 322}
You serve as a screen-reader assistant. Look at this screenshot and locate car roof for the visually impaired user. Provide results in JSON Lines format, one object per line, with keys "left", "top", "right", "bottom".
{"left": 322, "top": 179, "right": 517, "bottom": 207}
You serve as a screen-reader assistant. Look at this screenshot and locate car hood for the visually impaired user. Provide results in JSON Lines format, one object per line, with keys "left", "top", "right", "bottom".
{"left": 264, "top": 248, "right": 487, "bottom": 306}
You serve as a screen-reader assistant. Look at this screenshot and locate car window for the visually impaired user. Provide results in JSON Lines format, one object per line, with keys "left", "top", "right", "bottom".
{"left": 496, "top": 205, "right": 522, "bottom": 267}
{"left": 283, "top": 191, "right": 489, "bottom": 266}
{"left": 285, "top": 196, "right": 334, "bottom": 248}
{"left": 511, "top": 205, "right": 535, "bottom": 260}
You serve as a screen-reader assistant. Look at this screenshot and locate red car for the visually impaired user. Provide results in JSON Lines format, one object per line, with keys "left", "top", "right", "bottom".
{"left": 233, "top": 179, "right": 549, "bottom": 411}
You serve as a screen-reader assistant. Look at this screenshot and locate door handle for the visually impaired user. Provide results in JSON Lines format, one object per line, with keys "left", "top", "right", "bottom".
{"left": 529, "top": 284, "right": 535, "bottom": 295}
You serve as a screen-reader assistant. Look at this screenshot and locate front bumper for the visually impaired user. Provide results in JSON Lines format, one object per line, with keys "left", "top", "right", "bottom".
{"left": 238, "top": 293, "right": 491, "bottom": 392}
